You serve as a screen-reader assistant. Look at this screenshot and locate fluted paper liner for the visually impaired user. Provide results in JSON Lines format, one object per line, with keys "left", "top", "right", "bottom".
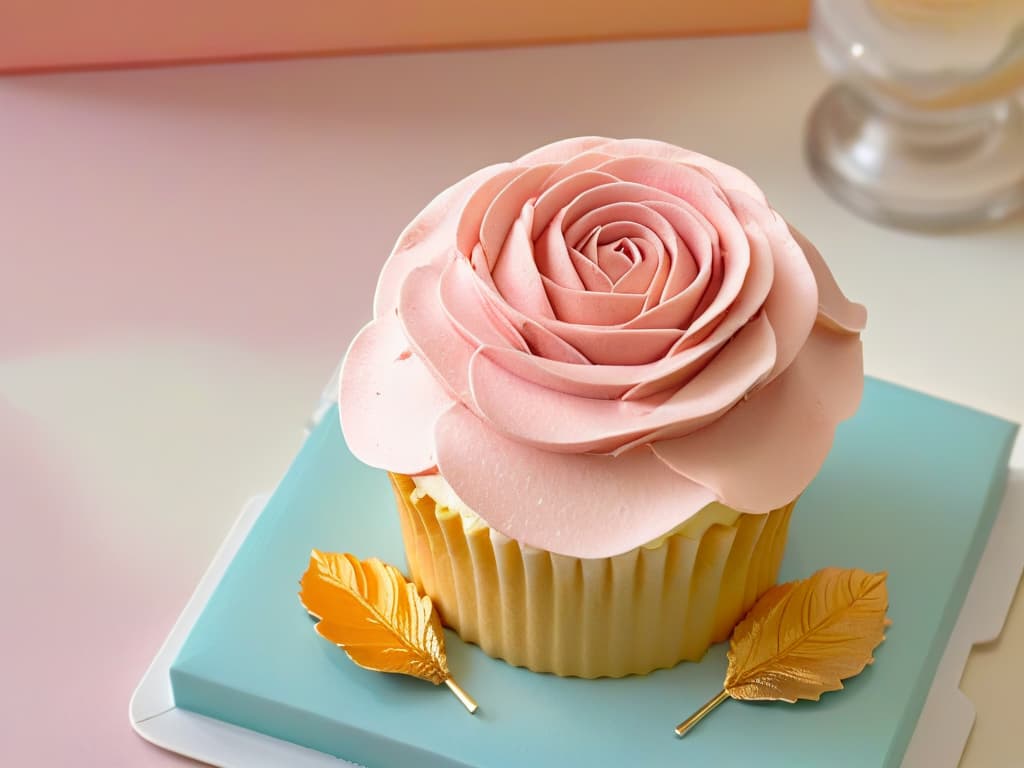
{"left": 389, "top": 473, "right": 795, "bottom": 678}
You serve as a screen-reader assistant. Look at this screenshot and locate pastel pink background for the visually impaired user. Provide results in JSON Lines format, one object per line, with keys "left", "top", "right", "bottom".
{"left": 0, "top": 0, "right": 806, "bottom": 73}
{"left": 0, "top": 55, "right": 376, "bottom": 765}
{"left": 1, "top": 32, "right": 1021, "bottom": 767}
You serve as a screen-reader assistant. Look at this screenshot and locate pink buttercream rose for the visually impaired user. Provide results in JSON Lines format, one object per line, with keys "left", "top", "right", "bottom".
{"left": 340, "top": 137, "right": 865, "bottom": 558}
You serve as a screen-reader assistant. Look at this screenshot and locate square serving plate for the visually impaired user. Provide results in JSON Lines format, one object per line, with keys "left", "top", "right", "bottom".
{"left": 132, "top": 377, "right": 1020, "bottom": 768}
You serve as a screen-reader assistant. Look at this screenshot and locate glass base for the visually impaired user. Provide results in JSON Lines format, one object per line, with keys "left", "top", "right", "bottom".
{"left": 806, "top": 84, "right": 1024, "bottom": 231}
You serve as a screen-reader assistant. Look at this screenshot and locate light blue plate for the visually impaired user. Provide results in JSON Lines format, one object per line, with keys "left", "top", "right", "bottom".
{"left": 170, "top": 378, "right": 1017, "bottom": 768}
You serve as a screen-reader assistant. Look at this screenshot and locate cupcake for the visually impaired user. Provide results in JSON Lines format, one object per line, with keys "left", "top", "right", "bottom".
{"left": 339, "top": 137, "right": 865, "bottom": 678}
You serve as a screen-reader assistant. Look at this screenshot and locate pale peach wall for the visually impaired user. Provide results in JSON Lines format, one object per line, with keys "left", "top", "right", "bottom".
{"left": 1, "top": 0, "right": 809, "bottom": 74}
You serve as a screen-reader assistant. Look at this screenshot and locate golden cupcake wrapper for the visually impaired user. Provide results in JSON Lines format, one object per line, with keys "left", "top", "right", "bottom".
{"left": 389, "top": 473, "right": 794, "bottom": 678}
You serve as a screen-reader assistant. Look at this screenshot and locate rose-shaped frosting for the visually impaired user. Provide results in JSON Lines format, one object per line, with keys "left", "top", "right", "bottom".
{"left": 340, "top": 137, "right": 866, "bottom": 558}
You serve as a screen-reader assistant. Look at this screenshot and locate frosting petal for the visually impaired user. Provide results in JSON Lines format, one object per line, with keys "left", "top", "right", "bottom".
{"left": 456, "top": 166, "right": 531, "bottom": 265}
{"left": 791, "top": 226, "right": 868, "bottom": 334}
{"left": 726, "top": 192, "right": 818, "bottom": 381}
{"left": 338, "top": 317, "right": 447, "bottom": 474}
{"left": 398, "top": 264, "right": 476, "bottom": 401}
{"left": 468, "top": 312, "right": 777, "bottom": 453}
{"left": 542, "top": 277, "right": 646, "bottom": 326}
{"left": 434, "top": 404, "right": 717, "bottom": 558}
{"left": 472, "top": 313, "right": 741, "bottom": 401}
{"left": 531, "top": 170, "right": 620, "bottom": 238}
{"left": 514, "top": 136, "right": 615, "bottom": 166}
{"left": 652, "top": 324, "right": 864, "bottom": 512}
{"left": 373, "top": 163, "right": 509, "bottom": 318}
{"left": 534, "top": 150, "right": 619, "bottom": 189}
{"left": 611, "top": 232, "right": 662, "bottom": 295}
{"left": 490, "top": 206, "right": 556, "bottom": 320}
{"left": 438, "top": 253, "right": 530, "bottom": 352}
{"left": 599, "top": 138, "right": 767, "bottom": 202}
{"left": 479, "top": 163, "right": 559, "bottom": 267}
{"left": 534, "top": 207, "right": 586, "bottom": 289}
{"left": 567, "top": 244, "right": 614, "bottom": 292}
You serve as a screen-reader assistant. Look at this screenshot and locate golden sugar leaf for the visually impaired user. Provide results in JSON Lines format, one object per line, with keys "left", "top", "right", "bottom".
{"left": 724, "top": 567, "right": 890, "bottom": 703}
{"left": 298, "top": 550, "right": 449, "bottom": 685}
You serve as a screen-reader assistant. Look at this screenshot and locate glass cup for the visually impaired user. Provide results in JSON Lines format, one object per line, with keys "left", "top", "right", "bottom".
{"left": 806, "top": 0, "right": 1024, "bottom": 230}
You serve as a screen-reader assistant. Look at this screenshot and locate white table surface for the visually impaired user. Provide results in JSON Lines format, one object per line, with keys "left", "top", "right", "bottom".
{"left": 1, "top": 29, "right": 1021, "bottom": 767}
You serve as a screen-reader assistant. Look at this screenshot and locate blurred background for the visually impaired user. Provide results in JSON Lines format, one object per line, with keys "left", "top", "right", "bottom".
{"left": 1, "top": 2, "right": 1021, "bottom": 767}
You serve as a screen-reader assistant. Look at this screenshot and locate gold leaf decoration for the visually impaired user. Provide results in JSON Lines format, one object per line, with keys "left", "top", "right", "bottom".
{"left": 298, "top": 550, "right": 477, "bottom": 713}
{"left": 676, "top": 567, "right": 890, "bottom": 736}
{"left": 725, "top": 567, "right": 890, "bottom": 701}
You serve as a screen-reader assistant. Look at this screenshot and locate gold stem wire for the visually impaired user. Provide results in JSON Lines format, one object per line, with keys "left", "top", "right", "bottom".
{"left": 444, "top": 676, "right": 479, "bottom": 714}
{"left": 675, "top": 689, "right": 730, "bottom": 737}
